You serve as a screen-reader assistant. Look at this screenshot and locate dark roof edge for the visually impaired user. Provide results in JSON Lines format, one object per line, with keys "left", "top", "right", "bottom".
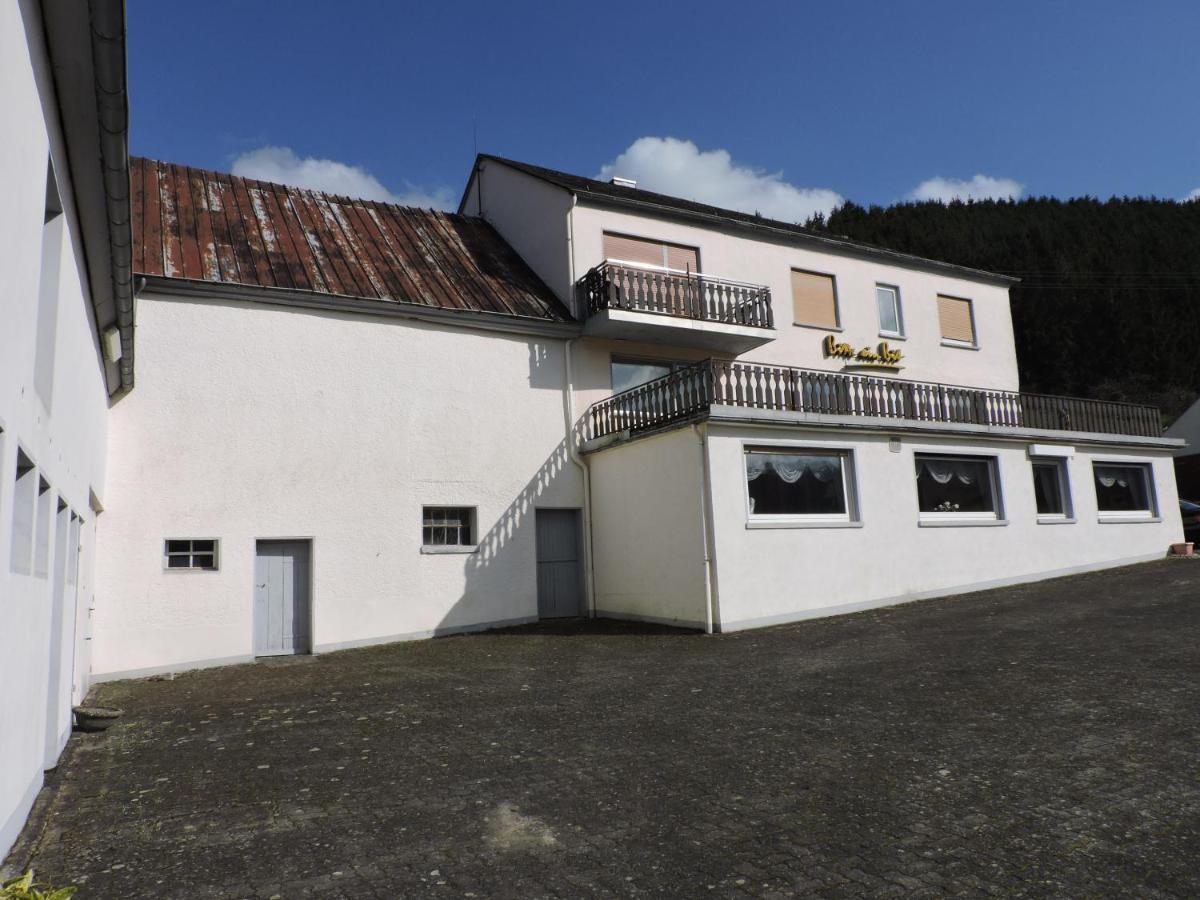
{"left": 42, "top": 0, "right": 135, "bottom": 395}
{"left": 138, "top": 276, "right": 583, "bottom": 340}
{"left": 92, "top": 0, "right": 135, "bottom": 392}
{"left": 476, "top": 154, "right": 1020, "bottom": 288}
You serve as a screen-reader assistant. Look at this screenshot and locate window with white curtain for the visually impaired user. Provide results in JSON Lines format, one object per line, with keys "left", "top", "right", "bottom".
{"left": 1093, "top": 463, "right": 1155, "bottom": 517}
{"left": 914, "top": 454, "right": 1001, "bottom": 520}
{"left": 744, "top": 448, "right": 852, "bottom": 521}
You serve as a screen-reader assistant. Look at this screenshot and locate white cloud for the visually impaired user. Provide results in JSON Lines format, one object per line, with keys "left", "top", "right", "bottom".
{"left": 1185, "top": 188, "right": 1200, "bottom": 202}
{"left": 597, "top": 137, "right": 843, "bottom": 222}
{"left": 230, "top": 146, "right": 454, "bottom": 209}
{"left": 908, "top": 174, "right": 1024, "bottom": 203}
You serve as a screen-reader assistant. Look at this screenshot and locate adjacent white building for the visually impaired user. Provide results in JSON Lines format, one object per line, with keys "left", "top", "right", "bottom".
{"left": 1, "top": 4, "right": 1186, "bottom": 862}
{"left": 1, "top": 0, "right": 134, "bottom": 858}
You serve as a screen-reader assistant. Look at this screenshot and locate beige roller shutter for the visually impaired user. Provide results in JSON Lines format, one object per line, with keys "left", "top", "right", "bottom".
{"left": 938, "top": 295, "right": 976, "bottom": 344}
{"left": 664, "top": 243, "right": 699, "bottom": 273}
{"left": 791, "top": 269, "right": 839, "bottom": 328}
{"left": 603, "top": 232, "right": 699, "bottom": 272}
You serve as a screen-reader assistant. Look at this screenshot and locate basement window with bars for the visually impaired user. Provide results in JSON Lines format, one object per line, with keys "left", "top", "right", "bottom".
{"left": 164, "top": 539, "right": 219, "bottom": 570}
{"left": 422, "top": 507, "right": 476, "bottom": 550}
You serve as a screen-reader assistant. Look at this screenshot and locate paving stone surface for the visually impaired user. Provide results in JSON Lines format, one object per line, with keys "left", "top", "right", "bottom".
{"left": 7, "top": 560, "right": 1200, "bottom": 898}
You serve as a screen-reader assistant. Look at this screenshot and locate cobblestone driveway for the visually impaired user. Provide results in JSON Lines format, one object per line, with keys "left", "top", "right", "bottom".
{"left": 7, "top": 560, "right": 1200, "bottom": 898}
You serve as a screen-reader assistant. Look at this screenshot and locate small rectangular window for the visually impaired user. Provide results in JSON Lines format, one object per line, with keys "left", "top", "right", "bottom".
{"left": 1031, "top": 459, "right": 1072, "bottom": 520}
{"left": 66, "top": 513, "right": 80, "bottom": 586}
{"left": 34, "top": 476, "right": 52, "bottom": 578}
{"left": 1093, "top": 463, "right": 1156, "bottom": 518}
{"left": 10, "top": 449, "right": 37, "bottom": 575}
{"left": 745, "top": 448, "right": 853, "bottom": 522}
{"left": 791, "top": 269, "right": 840, "bottom": 329}
{"left": 938, "top": 295, "right": 977, "bottom": 346}
{"left": 876, "top": 284, "right": 903, "bottom": 336}
{"left": 422, "top": 507, "right": 475, "bottom": 547}
{"left": 915, "top": 454, "right": 1001, "bottom": 520}
{"left": 163, "top": 538, "right": 219, "bottom": 570}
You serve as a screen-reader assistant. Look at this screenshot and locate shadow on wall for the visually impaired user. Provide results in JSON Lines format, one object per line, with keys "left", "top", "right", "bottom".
{"left": 433, "top": 438, "right": 571, "bottom": 634}
{"left": 527, "top": 341, "right": 563, "bottom": 390}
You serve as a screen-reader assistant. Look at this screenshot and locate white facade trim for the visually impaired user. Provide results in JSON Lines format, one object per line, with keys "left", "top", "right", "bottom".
{"left": 716, "top": 553, "right": 1167, "bottom": 633}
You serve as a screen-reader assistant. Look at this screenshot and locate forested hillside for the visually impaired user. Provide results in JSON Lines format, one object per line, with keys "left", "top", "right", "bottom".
{"left": 805, "top": 198, "right": 1200, "bottom": 421}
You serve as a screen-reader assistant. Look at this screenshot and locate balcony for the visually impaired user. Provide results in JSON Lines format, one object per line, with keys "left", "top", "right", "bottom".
{"left": 585, "top": 359, "right": 1164, "bottom": 443}
{"left": 578, "top": 261, "right": 775, "bottom": 353}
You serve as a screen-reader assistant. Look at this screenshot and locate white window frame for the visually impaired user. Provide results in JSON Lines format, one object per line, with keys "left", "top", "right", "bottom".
{"left": 1031, "top": 457, "right": 1074, "bottom": 524}
{"left": 163, "top": 538, "right": 220, "bottom": 571}
{"left": 421, "top": 506, "right": 479, "bottom": 554}
{"left": 914, "top": 452, "right": 1005, "bottom": 526}
{"left": 1091, "top": 459, "right": 1159, "bottom": 523}
{"left": 742, "top": 442, "right": 861, "bottom": 529}
{"left": 875, "top": 283, "right": 905, "bottom": 338}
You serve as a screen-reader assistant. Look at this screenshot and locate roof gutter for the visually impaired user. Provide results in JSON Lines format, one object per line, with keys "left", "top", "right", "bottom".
{"left": 139, "top": 276, "right": 583, "bottom": 340}
{"left": 89, "top": 0, "right": 135, "bottom": 392}
{"left": 41, "top": 0, "right": 135, "bottom": 395}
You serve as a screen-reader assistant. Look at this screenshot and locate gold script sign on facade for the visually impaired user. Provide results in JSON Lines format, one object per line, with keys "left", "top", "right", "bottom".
{"left": 822, "top": 335, "right": 904, "bottom": 367}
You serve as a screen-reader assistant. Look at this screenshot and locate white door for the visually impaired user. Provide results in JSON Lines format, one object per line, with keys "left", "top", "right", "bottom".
{"left": 254, "top": 540, "right": 311, "bottom": 656}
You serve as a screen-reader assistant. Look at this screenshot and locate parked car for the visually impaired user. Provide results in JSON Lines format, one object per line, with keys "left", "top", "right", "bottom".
{"left": 1179, "top": 499, "right": 1200, "bottom": 543}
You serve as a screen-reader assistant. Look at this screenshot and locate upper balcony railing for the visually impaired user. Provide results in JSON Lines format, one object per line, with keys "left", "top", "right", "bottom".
{"left": 585, "top": 359, "right": 1163, "bottom": 441}
{"left": 580, "top": 261, "right": 774, "bottom": 330}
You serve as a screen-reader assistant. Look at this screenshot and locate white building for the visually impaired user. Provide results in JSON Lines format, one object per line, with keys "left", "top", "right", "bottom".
{"left": 1, "top": 0, "right": 134, "bottom": 858}
{"left": 1, "top": 5, "right": 1186, "bottom": 861}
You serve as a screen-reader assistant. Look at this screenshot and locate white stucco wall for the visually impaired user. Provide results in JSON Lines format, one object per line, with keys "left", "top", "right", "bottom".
{"left": 703, "top": 423, "right": 1182, "bottom": 631}
{"left": 93, "top": 294, "right": 582, "bottom": 679}
{"left": 566, "top": 203, "right": 1019, "bottom": 390}
{"left": 587, "top": 426, "right": 710, "bottom": 628}
{"left": 463, "top": 161, "right": 576, "bottom": 312}
{"left": 0, "top": 0, "right": 110, "bottom": 858}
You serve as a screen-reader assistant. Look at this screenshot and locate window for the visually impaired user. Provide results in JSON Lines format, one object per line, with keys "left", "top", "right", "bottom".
{"left": 915, "top": 454, "right": 1001, "bottom": 521}
{"left": 602, "top": 232, "right": 699, "bottom": 273}
{"left": 791, "top": 269, "right": 840, "bottom": 329}
{"left": 34, "top": 158, "right": 65, "bottom": 409}
{"left": 10, "top": 449, "right": 37, "bottom": 575}
{"left": 1031, "top": 459, "right": 1072, "bottom": 520}
{"left": 66, "top": 514, "right": 80, "bottom": 586}
{"left": 938, "top": 295, "right": 977, "bottom": 346}
{"left": 422, "top": 507, "right": 475, "bottom": 547}
{"left": 876, "top": 284, "right": 903, "bottom": 336}
{"left": 611, "top": 357, "right": 687, "bottom": 394}
{"left": 1093, "top": 463, "right": 1156, "bottom": 518}
{"left": 34, "top": 477, "right": 52, "bottom": 578}
{"left": 164, "top": 539, "right": 219, "bottom": 570}
{"left": 745, "top": 448, "right": 854, "bottom": 523}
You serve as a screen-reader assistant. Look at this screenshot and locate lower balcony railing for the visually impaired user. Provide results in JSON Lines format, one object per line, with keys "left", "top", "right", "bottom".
{"left": 580, "top": 262, "right": 774, "bottom": 329}
{"left": 585, "top": 359, "right": 1163, "bottom": 441}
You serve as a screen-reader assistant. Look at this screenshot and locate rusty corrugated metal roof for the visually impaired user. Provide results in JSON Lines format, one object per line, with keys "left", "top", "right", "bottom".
{"left": 131, "top": 157, "right": 572, "bottom": 322}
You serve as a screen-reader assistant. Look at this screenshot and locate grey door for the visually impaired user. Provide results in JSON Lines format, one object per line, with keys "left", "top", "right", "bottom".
{"left": 536, "top": 509, "right": 584, "bottom": 618}
{"left": 254, "top": 540, "right": 311, "bottom": 656}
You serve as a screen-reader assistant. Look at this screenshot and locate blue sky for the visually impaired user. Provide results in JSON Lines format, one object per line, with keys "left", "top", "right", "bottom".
{"left": 129, "top": 0, "right": 1200, "bottom": 217}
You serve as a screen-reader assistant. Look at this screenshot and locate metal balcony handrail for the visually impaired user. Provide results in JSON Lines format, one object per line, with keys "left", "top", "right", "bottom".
{"left": 584, "top": 359, "right": 1163, "bottom": 442}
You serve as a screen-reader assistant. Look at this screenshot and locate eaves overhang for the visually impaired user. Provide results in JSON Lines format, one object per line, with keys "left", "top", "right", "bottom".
{"left": 139, "top": 276, "right": 584, "bottom": 340}
{"left": 41, "top": 0, "right": 135, "bottom": 395}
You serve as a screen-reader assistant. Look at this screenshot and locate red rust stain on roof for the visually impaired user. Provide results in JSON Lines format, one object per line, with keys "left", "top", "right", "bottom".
{"left": 130, "top": 157, "right": 570, "bottom": 323}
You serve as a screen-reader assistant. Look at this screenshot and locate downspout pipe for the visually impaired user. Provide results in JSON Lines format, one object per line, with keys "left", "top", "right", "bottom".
{"left": 693, "top": 424, "right": 718, "bottom": 634}
{"left": 561, "top": 194, "right": 597, "bottom": 616}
